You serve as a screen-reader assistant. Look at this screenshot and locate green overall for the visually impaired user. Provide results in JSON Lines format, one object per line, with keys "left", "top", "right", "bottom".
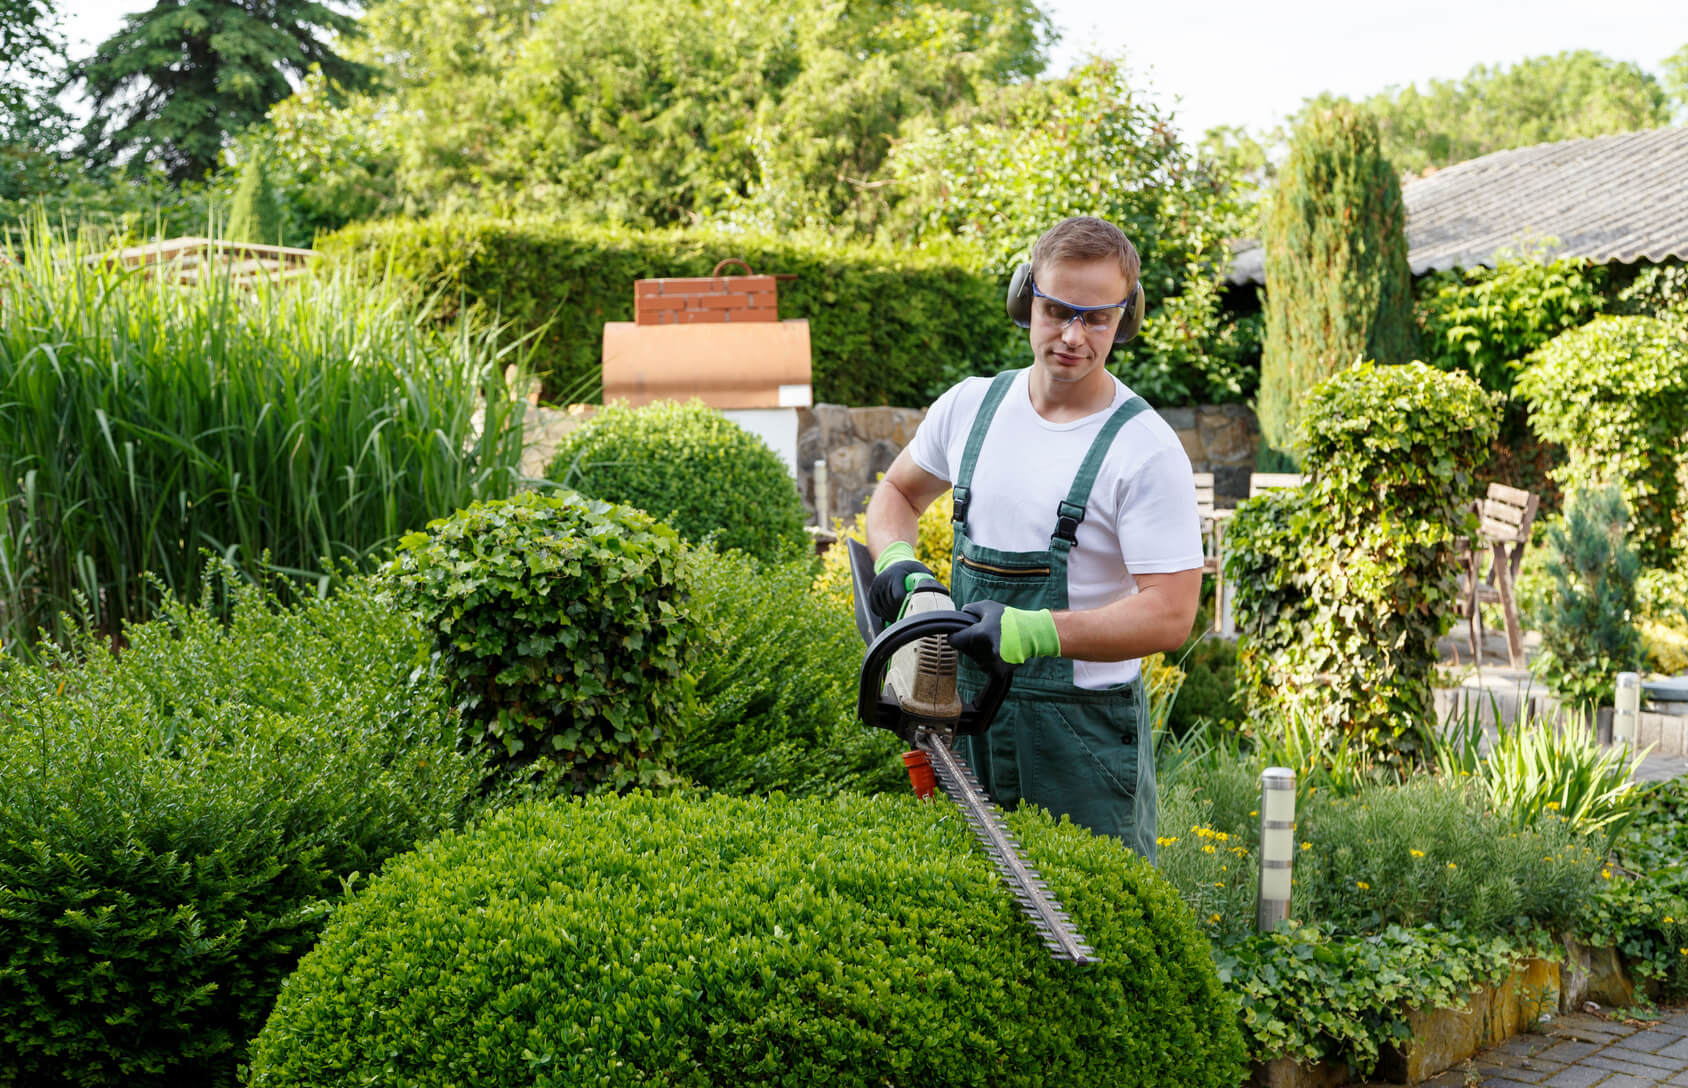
{"left": 951, "top": 369, "right": 1158, "bottom": 862}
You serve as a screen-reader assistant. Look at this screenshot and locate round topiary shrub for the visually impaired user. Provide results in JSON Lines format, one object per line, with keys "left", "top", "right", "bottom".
{"left": 383, "top": 490, "right": 693, "bottom": 796}
{"left": 247, "top": 793, "right": 1246, "bottom": 1088}
{"left": 547, "top": 400, "right": 809, "bottom": 562}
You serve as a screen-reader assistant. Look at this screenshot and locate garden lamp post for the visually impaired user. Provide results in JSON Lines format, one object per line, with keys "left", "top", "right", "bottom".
{"left": 1257, "top": 767, "right": 1296, "bottom": 933}
{"left": 1614, "top": 672, "right": 1640, "bottom": 750}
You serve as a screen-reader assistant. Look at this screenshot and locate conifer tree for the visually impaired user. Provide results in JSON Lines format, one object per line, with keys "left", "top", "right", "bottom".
{"left": 1535, "top": 483, "right": 1642, "bottom": 718}
{"left": 73, "top": 0, "right": 370, "bottom": 182}
{"left": 1258, "top": 105, "right": 1415, "bottom": 455}
{"left": 227, "top": 153, "right": 282, "bottom": 244}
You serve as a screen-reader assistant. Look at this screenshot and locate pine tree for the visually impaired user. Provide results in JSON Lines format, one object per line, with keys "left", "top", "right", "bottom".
{"left": 72, "top": 0, "right": 370, "bottom": 182}
{"left": 227, "top": 153, "right": 281, "bottom": 244}
{"left": 1257, "top": 104, "right": 1415, "bottom": 455}
{"left": 1536, "top": 483, "right": 1643, "bottom": 718}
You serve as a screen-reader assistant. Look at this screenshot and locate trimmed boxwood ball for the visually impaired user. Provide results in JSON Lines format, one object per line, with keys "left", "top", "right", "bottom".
{"left": 248, "top": 793, "right": 1246, "bottom": 1088}
{"left": 547, "top": 399, "right": 809, "bottom": 562}
{"left": 383, "top": 490, "right": 693, "bottom": 796}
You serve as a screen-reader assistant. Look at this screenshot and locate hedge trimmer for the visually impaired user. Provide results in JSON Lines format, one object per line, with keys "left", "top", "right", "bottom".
{"left": 846, "top": 538, "right": 1097, "bottom": 966}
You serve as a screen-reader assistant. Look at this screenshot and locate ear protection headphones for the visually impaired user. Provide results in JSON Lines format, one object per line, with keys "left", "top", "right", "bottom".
{"left": 1005, "top": 262, "right": 1145, "bottom": 345}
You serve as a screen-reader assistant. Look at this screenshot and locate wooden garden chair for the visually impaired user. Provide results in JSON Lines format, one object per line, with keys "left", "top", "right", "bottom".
{"left": 1455, "top": 482, "right": 1540, "bottom": 668}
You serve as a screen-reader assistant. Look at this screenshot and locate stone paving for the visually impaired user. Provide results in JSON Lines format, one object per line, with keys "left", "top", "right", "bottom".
{"left": 1364, "top": 1009, "right": 1688, "bottom": 1087}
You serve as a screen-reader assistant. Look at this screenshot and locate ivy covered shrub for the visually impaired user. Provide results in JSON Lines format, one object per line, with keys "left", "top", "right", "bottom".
{"left": 383, "top": 490, "right": 693, "bottom": 796}
{"left": 247, "top": 792, "right": 1247, "bottom": 1088}
{"left": 680, "top": 545, "right": 904, "bottom": 796}
{"left": 1416, "top": 248, "right": 1606, "bottom": 395}
{"left": 1532, "top": 483, "right": 1643, "bottom": 716}
{"left": 548, "top": 400, "right": 808, "bottom": 563}
{"left": 1226, "top": 360, "right": 1497, "bottom": 765}
{"left": 1516, "top": 315, "right": 1688, "bottom": 568}
{"left": 0, "top": 570, "right": 483, "bottom": 1088}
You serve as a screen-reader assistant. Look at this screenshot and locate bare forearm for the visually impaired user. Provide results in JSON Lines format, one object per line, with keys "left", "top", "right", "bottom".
{"left": 1050, "top": 574, "right": 1201, "bottom": 661}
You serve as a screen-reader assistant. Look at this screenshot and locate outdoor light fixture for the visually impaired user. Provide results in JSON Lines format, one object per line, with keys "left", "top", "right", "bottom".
{"left": 1614, "top": 671, "right": 1641, "bottom": 749}
{"left": 1257, "top": 767, "right": 1296, "bottom": 933}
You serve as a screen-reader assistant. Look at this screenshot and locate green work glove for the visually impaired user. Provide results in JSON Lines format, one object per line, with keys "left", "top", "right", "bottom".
{"left": 868, "top": 540, "right": 940, "bottom": 627}
{"left": 950, "top": 601, "right": 1061, "bottom": 667}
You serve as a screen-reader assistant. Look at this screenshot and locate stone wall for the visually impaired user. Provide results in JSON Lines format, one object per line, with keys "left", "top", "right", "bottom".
{"left": 796, "top": 401, "right": 1262, "bottom": 526}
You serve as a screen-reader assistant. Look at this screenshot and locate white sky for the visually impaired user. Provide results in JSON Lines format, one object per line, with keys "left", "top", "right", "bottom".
{"left": 62, "top": 0, "right": 1688, "bottom": 143}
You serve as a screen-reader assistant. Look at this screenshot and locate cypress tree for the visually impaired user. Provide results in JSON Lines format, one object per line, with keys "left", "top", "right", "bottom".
{"left": 227, "top": 153, "right": 282, "bottom": 245}
{"left": 1258, "top": 104, "right": 1415, "bottom": 455}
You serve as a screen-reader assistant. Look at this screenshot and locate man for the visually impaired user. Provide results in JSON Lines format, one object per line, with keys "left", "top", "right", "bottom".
{"left": 863, "top": 215, "right": 1203, "bottom": 861}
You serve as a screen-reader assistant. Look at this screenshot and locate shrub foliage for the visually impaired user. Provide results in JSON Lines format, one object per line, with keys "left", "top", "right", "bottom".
{"left": 383, "top": 491, "right": 693, "bottom": 797}
{"left": 0, "top": 571, "right": 481, "bottom": 1087}
{"left": 680, "top": 545, "right": 905, "bottom": 797}
{"left": 548, "top": 401, "right": 809, "bottom": 563}
{"left": 247, "top": 792, "right": 1247, "bottom": 1088}
{"left": 1226, "top": 361, "right": 1497, "bottom": 764}
{"left": 1257, "top": 105, "right": 1416, "bottom": 455}
{"left": 1516, "top": 315, "right": 1688, "bottom": 568}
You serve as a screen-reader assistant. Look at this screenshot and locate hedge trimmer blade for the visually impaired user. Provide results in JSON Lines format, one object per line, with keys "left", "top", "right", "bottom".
{"left": 847, "top": 536, "right": 1095, "bottom": 966}
{"left": 920, "top": 731, "right": 1098, "bottom": 966}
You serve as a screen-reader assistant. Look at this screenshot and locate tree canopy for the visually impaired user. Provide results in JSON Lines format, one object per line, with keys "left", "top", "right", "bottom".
{"left": 1292, "top": 50, "right": 1674, "bottom": 177}
{"left": 72, "top": 0, "right": 372, "bottom": 181}
{"left": 339, "top": 0, "right": 1052, "bottom": 230}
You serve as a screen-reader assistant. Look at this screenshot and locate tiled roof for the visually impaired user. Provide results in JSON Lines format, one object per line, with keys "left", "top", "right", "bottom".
{"left": 1226, "top": 126, "right": 1688, "bottom": 286}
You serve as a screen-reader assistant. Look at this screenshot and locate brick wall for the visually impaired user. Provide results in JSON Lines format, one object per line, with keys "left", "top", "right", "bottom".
{"left": 634, "top": 276, "right": 779, "bottom": 325}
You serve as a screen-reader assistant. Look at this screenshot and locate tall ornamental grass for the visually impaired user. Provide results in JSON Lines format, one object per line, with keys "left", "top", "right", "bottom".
{"left": 0, "top": 224, "right": 526, "bottom": 652}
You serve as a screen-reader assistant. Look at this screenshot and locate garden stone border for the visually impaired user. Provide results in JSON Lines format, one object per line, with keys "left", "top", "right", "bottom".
{"left": 1252, "top": 939, "right": 1650, "bottom": 1087}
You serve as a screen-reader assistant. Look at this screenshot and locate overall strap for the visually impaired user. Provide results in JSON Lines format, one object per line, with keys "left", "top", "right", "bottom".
{"left": 952, "top": 369, "right": 1021, "bottom": 529}
{"left": 1052, "top": 395, "right": 1151, "bottom": 547}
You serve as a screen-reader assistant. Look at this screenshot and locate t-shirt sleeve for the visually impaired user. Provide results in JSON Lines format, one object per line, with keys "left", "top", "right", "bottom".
{"left": 907, "top": 380, "right": 968, "bottom": 483}
{"left": 1116, "top": 444, "right": 1205, "bottom": 574}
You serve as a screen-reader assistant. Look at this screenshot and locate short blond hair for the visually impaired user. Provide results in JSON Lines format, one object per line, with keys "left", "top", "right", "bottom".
{"left": 1029, "top": 216, "right": 1141, "bottom": 286}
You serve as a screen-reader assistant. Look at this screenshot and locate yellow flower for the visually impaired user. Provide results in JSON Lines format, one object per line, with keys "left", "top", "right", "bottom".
{"left": 1666, "top": 917, "right": 1676, "bottom": 925}
{"left": 1249, "top": 810, "right": 1258, "bottom": 817}
{"left": 1356, "top": 881, "right": 1370, "bottom": 890}
{"left": 1209, "top": 913, "right": 1221, "bottom": 924}
{"left": 1300, "top": 842, "right": 1311, "bottom": 851}
{"left": 1409, "top": 849, "right": 1425, "bottom": 859}
{"left": 1213, "top": 881, "right": 1224, "bottom": 888}
{"left": 1203, "top": 844, "right": 1216, "bottom": 854}
{"left": 1545, "top": 801, "right": 1559, "bottom": 810}
{"left": 1603, "top": 868, "right": 1612, "bottom": 879}
{"left": 1447, "top": 862, "right": 1457, "bottom": 870}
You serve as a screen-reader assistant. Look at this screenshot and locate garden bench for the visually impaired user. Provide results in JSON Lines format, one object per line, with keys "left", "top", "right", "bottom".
{"left": 1248, "top": 472, "right": 1305, "bottom": 498}
{"left": 1193, "top": 472, "right": 1227, "bottom": 632}
{"left": 1454, "top": 482, "right": 1540, "bottom": 668}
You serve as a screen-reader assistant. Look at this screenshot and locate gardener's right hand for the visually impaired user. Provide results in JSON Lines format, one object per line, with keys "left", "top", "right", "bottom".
{"left": 868, "top": 540, "right": 941, "bottom": 629}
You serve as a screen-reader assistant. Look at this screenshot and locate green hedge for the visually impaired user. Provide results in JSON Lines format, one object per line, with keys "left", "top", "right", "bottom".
{"left": 248, "top": 792, "right": 1247, "bottom": 1088}
{"left": 320, "top": 215, "right": 1023, "bottom": 406}
{"left": 680, "top": 544, "right": 904, "bottom": 796}
{"left": 0, "top": 570, "right": 483, "bottom": 1087}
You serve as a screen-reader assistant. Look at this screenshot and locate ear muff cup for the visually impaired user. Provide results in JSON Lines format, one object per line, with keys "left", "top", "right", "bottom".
{"left": 1005, "top": 261, "right": 1145, "bottom": 345}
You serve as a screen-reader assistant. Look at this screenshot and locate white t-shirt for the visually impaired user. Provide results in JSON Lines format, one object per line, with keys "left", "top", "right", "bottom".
{"left": 908, "top": 369, "right": 1203, "bottom": 688}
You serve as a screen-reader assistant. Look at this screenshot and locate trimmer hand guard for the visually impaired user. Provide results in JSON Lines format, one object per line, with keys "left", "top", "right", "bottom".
{"left": 854, "top": 608, "right": 1015, "bottom": 745}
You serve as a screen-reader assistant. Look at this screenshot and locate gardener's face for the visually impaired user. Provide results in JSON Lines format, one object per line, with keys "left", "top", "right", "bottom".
{"left": 1029, "top": 257, "right": 1132, "bottom": 395}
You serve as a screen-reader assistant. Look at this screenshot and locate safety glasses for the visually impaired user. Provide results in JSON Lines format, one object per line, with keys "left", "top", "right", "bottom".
{"left": 1031, "top": 281, "right": 1132, "bottom": 332}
